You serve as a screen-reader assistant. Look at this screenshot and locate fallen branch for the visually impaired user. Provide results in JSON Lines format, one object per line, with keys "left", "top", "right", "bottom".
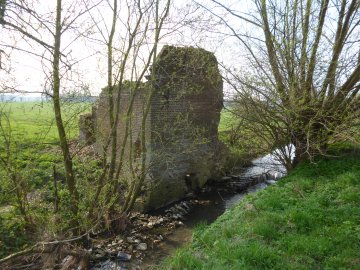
{"left": 0, "top": 244, "right": 41, "bottom": 264}
{"left": 0, "top": 232, "right": 89, "bottom": 264}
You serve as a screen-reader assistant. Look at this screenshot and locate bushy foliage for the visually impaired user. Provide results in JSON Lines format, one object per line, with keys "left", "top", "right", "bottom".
{"left": 0, "top": 210, "right": 29, "bottom": 258}
{"left": 218, "top": 109, "right": 267, "bottom": 171}
{"left": 0, "top": 102, "right": 95, "bottom": 257}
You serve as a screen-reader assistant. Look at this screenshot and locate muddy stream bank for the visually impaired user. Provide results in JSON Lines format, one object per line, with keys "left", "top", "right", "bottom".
{"left": 90, "top": 154, "right": 286, "bottom": 270}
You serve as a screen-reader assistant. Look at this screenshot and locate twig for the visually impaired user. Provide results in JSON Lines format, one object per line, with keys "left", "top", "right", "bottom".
{"left": 217, "top": 191, "right": 225, "bottom": 202}
{"left": 53, "top": 165, "right": 59, "bottom": 213}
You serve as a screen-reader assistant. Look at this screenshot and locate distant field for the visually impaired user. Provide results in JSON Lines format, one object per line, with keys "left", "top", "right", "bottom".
{"left": 1, "top": 102, "right": 234, "bottom": 143}
{"left": 219, "top": 109, "right": 236, "bottom": 132}
{"left": 0, "top": 102, "right": 92, "bottom": 143}
{"left": 0, "top": 101, "right": 93, "bottom": 213}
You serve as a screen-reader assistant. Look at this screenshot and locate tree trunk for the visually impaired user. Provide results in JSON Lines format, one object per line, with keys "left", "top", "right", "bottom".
{"left": 292, "top": 144, "right": 307, "bottom": 168}
{"left": 52, "top": 0, "right": 78, "bottom": 216}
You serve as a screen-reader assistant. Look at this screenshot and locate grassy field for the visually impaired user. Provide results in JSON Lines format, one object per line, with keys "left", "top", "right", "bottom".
{"left": 0, "top": 101, "right": 92, "bottom": 201}
{"left": 2, "top": 102, "right": 235, "bottom": 143}
{"left": 162, "top": 147, "right": 360, "bottom": 269}
{"left": 0, "top": 102, "right": 91, "bottom": 143}
{"left": 218, "top": 109, "right": 236, "bottom": 132}
{"left": 1, "top": 102, "right": 359, "bottom": 265}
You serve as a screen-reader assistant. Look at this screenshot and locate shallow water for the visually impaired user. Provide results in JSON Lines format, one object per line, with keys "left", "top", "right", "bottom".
{"left": 141, "top": 181, "right": 273, "bottom": 269}
{"left": 93, "top": 153, "right": 286, "bottom": 270}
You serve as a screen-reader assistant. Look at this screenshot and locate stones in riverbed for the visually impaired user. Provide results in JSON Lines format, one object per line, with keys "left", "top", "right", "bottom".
{"left": 90, "top": 199, "right": 207, "bottom": 269}
{"left": 127, "top": 214, "right": 168, "bottom": 232}
{"left": 126, "top": 237, "right": 140, "bottom": 244}
{"left": 89, "top": 207, "right": 187, "bottom": 262}
{"left": 146, "top": 217, "right": 164, "bottom": 228}
{"left": 176, "top": 221, "right": 184, "bottom": 226}
{"left": 88, "top": 205, "right": 195, "bottom": 269}
{"left": 157, "top": 217, "right": 164, "bottom": 223}
{"left": 116, "top": 251, "right": 132, "bottom": 262}
{"left": 171, "top": 213, "right": 183, "bottom": 220}
{"left": 90, "top": 259, "right": 128, "bottom": 270}
{"left": 93, "top": 248, "right": 107, "bottom": 260}
{"left": 136, "top": 243, "right": 147, "bottom": 251}
{"left": 164, "top": 201, "right": 193, "bottom": 220}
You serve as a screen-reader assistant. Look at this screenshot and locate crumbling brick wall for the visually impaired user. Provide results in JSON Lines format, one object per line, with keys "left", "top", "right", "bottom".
{"left": 80, "top": 45, "right": 225, "bottom": 210}
{"left": 144, "top": 46, "right": 224, "bottom": 208}
{"left": 79, "top": 113, "right": 95, "bottom": 145}
{"left": 93, "top": 85, "right": 150, "bottom": 162}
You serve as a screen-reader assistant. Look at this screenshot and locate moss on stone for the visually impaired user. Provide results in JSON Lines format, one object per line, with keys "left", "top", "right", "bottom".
{"left": 150, "top": 45, "right": 222, "bottom": 97}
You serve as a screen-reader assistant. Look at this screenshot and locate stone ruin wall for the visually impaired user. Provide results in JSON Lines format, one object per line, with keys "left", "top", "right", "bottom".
{"left": 93, "top": 87, "right": 150, "bottom": 162}
{"left": 79, "top": 45, "right": 226, "bottom": 210}
{"left": 145, "top": 46, "right": 225, "bottom": 209}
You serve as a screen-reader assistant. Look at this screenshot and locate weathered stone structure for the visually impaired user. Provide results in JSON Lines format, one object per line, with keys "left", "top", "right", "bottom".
{"left": 79, "top": 113, "right": 95, "bottom": 145}
{"left": 81, "top": 46, "right": 225, "bottom": 210}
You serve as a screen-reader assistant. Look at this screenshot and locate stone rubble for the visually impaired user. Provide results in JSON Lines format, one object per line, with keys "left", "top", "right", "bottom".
{"left": 90, "top": 200, "right": 194, "bottom": 268}
{"left": 89, "top": 170, "right": 283, "bottom": 269}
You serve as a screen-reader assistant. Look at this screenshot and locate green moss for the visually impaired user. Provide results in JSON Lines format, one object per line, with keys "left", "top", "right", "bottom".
{"left": 151, "top": 46, "right": 222, "bottom": 97}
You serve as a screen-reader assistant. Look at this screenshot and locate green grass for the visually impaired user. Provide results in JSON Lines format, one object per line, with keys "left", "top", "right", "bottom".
{"left": 218, "top": 109, "right": 236, "bottom": 132}
{"left": 162, "top": 149, "right": 360, "bottom": 270}
{"left": 0, "top": 101, "right": 92, "bottom": 256}
{"left": 0, "top": 101, "right": 92, "bottom": 201}
{"left": 0, "top": 210, "right": 30, "bottom": 258}
{"left": 0, "top": 101, "right": 91, "bottom": 143}
{"left": 218, "top": 109, "right": 267, "bottom": 170}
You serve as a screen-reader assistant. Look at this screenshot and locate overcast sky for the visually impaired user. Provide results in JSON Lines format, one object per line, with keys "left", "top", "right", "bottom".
{"left": 0, "top": 0, "right": 256, "bottom": 97}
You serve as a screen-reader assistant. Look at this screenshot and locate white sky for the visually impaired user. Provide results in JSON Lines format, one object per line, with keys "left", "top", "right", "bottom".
{"left": 0, "top": 0, "right": 256, "bottom": 97}
{"left": 2, "top": 1, "right": 358, "bottom": 99}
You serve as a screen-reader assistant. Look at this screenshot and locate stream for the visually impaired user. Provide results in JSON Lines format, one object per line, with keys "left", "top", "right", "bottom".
{"left": 90, "top": 153, "right": 287, "bottom": 270}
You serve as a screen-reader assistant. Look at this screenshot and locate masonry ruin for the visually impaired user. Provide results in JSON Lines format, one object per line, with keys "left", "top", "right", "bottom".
{"left": 80, "top": 46, "right": 226, "bottom": 210}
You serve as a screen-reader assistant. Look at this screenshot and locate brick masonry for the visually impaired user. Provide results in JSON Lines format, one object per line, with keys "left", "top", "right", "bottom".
{"left": 80, "top": 46, "right": 226, "bottom": 210}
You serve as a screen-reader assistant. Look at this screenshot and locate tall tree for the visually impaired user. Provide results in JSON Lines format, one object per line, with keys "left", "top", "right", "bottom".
{"left": 52, "top": 0, "right": 79, "bottom": 216}
{"left": 204, "top": 0, "right": 360, "bottom": 170}
{"left": 0, "top": 0, "right": 99, "bottom": 218}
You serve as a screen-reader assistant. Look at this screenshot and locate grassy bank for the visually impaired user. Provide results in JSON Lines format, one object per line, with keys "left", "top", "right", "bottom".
{"left": 163, "top": 148, "right": 360, "bottom": 269}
